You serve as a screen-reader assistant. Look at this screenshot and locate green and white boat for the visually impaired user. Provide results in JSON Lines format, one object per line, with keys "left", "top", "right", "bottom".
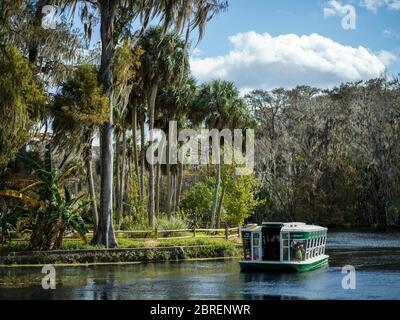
{"left": 240, "top": 222, "right": 329, "bottom": 272}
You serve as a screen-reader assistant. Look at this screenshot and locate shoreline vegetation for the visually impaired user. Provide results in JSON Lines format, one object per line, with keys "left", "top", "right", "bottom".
{"left": 2, "top": 226, "right": 399, "bottom": 266}
{"left": 1, "top": 2, "right": 400, "bottom": 262}
{"left": 0, "top": 238, "right": 241, "bottom": 266}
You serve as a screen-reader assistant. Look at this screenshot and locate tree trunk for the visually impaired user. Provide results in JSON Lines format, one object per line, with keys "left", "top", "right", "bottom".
{"left": 216, "top": 183, "right": 226, "bottom": 229}
{"left": 115, "top": 134, "right": 121, "bottom": 226}
{"left": 171, "top": 173, "right": 177, "bottom": 215}
{"left": 211, "top": 163, "right": 221, "bottom": 228}
{"left": 140, "top": 109, "right": 145, "bottom": 203}
{"left": 155, "top": 162, "right": 161, "bottom": 217}
{"left": 175, "top": 163, "right": 184, "bottom": 212}
{"left": 166, "top": 145, "right": 171, "bottom": 217}
{"left": 147, "top": 83, "right": 158, "bottom": 228}
{"left": 93, "top": 0, "right": 118, "bottom": 248}
{"left": 132, "top": 106, "right": 141, "bottom": 200}
{"left": 117, "top": 129, "right": 127, "bottom": 228}
{"left": 85, "top": 143, "right": 99, "bottom": 235}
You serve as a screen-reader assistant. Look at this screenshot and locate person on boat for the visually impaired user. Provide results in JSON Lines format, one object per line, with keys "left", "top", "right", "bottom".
{"left": 293, "top": 242, "right": 303, "bottom": 261}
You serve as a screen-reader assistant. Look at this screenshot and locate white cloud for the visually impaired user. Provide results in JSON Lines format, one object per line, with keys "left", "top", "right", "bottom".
{"left": 359, "top": 0, "right": 400, "bottom": 13}
{"left": 383, "top": 28, "right": 400, "bottom": 38}
{"left": 190, "top": 31, "right": 395, "bottom": 92}
{"left": 191, "top": 48, "right": 203, "bottom": 57}
{"left": 377, "top": 50, "right": 397, "bottom": 65}
{"left": 324, "top": 0, "right": 356, "bottom": 17}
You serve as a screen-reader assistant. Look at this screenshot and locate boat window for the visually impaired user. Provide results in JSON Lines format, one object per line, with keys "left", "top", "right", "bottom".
{"left": 252, "top": 233, "right": 261, "bottom": 261}
{"left": 263, "top": 228, "right": 281, "bottom": 261}
{"left": 243, "top": 237, "right": 251, "bottom": 261}
{"left": 252, "top": 233, "right": 260, "bottom": 246}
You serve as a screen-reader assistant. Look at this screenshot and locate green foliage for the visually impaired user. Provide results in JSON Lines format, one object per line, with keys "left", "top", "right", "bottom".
{"left": 223, "top": 171, "right": 265, "bottom": 226}
{"left": 0, "top": 150, "right": 89, "bottom": 250}
{"left": 156, "top": 216, "right": 188, "bottom": 230}
{"left": 190, "top": 80, "right": 253, "bottom": 130}
{"left": 0, "top": 208, "right": 27, "bottom": 243}
{"left": 139, "top": 27, "right": 190, "bottom": 90}
{"left": 181, "top": 168, "right": 264, "bottom": 227}
{"left": 52, "top": 64, "right": 109, "bottom": 151}
{"left": 0, "top": 45, "right": 47, "bottom": 170}
{"left": 180, "top": 181, "right": 214, "bottom": 228}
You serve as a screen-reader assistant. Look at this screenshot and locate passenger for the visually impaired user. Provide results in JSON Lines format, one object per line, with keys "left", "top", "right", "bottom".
{"left": 294, "top": 242, "right": 303, "bottom": 261}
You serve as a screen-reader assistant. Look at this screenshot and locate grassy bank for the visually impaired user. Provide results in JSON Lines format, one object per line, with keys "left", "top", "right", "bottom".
{"left": 0, "top": 238, "right": 242, "bottom": 266}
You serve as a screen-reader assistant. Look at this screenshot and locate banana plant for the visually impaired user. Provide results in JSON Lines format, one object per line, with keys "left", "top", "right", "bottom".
{"left": 0, "top": 149, "right": 89, "bottom": 250}
{"left": 0, "top": 208, "right": 28, "bottom": 244}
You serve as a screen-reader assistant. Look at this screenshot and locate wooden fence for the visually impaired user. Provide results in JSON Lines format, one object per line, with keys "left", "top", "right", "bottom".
{"left": 8, "top": 226, "right": 242, "bottom": 242}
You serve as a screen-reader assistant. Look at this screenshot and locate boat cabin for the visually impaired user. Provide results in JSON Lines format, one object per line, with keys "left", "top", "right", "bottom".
{"left": 241, "top": 222, "right": 328, "bottom": 263}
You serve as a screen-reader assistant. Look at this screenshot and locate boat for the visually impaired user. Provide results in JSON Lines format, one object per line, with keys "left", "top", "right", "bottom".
{"left": 240, "top": 222, "right": 329, "bottom": 272}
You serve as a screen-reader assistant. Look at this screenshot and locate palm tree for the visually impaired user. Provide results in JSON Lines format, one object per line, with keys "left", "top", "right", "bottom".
{"left": 191, "top": 80, "right": 250, "bottom": 228}
{"left": 155, "top": 77, "right": 197, "bottom": 215}
{"left": 138, "top": 27, "right": 190, "bottom": 227}
{"left": 57, "top": 0, "right": 228, "bottom": 246}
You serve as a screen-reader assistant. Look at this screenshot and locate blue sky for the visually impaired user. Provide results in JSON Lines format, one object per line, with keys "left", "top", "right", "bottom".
{"left": 187, "top": 0, "right": 400, "bottom": 91}
{"left": 70, "top": 0, "right": 399, "bottom": 92}
{"left": 194, "top": 0, "right": 399, "bottom": 61}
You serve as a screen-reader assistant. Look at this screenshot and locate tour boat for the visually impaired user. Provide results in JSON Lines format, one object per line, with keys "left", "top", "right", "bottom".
{"left": 240, "top": 222, "right": 329, "bottom": 272}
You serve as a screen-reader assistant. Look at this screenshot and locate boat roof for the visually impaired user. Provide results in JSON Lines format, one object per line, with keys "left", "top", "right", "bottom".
{"left": 241, "top": 222, "right": 327, "bottom": 233}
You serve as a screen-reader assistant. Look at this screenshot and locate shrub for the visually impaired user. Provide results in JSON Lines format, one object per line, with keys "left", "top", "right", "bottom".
{"left": 180, "top": 182, "right": 214, "bottom": 228}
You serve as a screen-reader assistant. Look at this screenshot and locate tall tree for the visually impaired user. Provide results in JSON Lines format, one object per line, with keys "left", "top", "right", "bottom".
{"left": 138, "top": 27, "right": 189, "bottom": 227}
{"left": 0, "top": 44, "right": 47, "bottom": 171}
{"left": 51, "top": 64, "right": 109, "bottom": 236}
{"left": 191, "top": 80, "right": 250, "bottom": 227}
{"left": 57, "top": 0, "right": 228, "bottom": 245}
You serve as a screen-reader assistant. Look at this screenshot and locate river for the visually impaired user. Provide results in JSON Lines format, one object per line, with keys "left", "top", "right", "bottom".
{"left": 0, "top": 231, "right": 399, "bottom": 300}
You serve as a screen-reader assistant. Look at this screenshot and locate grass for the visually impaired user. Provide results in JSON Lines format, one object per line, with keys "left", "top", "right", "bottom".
{"left": 0, "top": 236, "right": 241, "bottom": 253}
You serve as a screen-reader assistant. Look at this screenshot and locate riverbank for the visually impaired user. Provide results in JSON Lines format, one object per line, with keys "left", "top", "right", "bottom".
{"left": 0, "top": 238, "right": 241, "bottom": 266}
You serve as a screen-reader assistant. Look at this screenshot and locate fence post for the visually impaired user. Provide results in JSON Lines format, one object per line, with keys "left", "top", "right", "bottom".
{"left": 238, "top": 224, "right": 241, "bottom": 238}
{"left": 225, "top": 225, "right": 229, "bottom": 240}
{"left": 193, "top": 228, "right": 196, "bottom": 238}
{"left": 155, "top": 227, "right": 158, "bottom": 240}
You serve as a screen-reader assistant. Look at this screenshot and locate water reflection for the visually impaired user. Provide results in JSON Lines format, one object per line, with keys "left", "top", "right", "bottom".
{"left": 0, "top": 231, "right": 399, "bottom": 300}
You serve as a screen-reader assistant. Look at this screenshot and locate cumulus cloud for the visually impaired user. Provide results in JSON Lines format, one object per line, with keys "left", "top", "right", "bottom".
{"left": 377, "top": 50, "right": 397, "bottom": 65}
{"left": 359, "top": 0, "right": 400, "bottom": 13}
{"left": 190, "top": 32, "right": 394, "bottom": 92}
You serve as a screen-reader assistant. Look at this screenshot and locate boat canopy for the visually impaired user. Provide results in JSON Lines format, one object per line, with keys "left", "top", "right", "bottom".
{"left": 241, "top": 222, "right": 328, "bottom": 263}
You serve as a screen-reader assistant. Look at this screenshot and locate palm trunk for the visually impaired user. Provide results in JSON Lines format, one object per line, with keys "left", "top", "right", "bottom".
{"left": 117, "top": 129, "right": 127, "bottom": 228}
{"left": 211, "top": 163, "right": 221, "bottom": 228}
{"left": 175, "top": 163, "right": 183, "bottom": 211}
{"left": 85, "top": 144, "right": 99, "bottom": 235}
{"left": 147, "top": 83, "right": 158, "bottom": 228}
{"left": 155, "top": 162, "right": 161, "bottom": 217}
{"left": 216, "top": 183, "right": 226, "bottom": 229}
{"left": 115, "top": 134, "right": 121, "bottom": 226}
{"left": 94, "top": 1, "right": 118, "bottom": 248}
{"left": 171, "top": 173, "right": 177, "bottom": 215}
{"left": 140, "top": 110, "right": 145, "bottom": 204}
{"left": 166, "top": 145, "right": 171, "bottom": 217}
{"left": 132, "top": 106, "right": 141, "bottom": 200}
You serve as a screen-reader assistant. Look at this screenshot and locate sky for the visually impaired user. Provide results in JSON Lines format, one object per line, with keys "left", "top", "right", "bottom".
{"left": 67, "top": 0, "right": 400, "bottom": 93}
{"left": 187, "top": 0, "right": 400, "bottom": 93}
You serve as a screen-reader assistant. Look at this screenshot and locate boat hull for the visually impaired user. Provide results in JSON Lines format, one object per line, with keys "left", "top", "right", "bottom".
{"left": 240, "top": 256, "right": 329, "bottom": 273}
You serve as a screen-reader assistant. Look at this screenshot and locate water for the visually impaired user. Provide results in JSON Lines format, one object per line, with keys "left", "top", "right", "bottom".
{"left": 0, "top": 231, "right": 399, "bottom": 300}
